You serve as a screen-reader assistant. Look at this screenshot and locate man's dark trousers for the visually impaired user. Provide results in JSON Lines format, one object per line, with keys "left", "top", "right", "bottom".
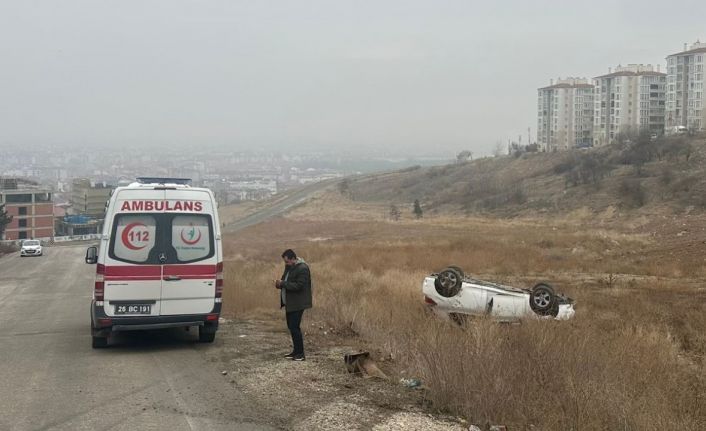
{"left": 286, "top": 310, "right": 305, "bottom": 355}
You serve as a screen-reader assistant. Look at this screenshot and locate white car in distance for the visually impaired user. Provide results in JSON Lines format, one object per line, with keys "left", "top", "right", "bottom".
{"left": 20, "top": 240, "right": 43, "bottom": 257}
{"left": 423, "top": 266, "right": 575, "bottom": 322}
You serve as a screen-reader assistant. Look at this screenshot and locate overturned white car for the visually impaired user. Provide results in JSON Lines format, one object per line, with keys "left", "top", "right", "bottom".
{"left": 423, "top": 266, "right": 575, "bottom": 321}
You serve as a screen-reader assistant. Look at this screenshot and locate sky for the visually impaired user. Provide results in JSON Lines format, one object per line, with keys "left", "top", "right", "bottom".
{"left": 0, "top": 0, "right": 704, "bottom": 156}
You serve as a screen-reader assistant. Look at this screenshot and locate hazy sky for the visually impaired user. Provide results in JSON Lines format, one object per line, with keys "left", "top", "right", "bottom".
{"left": 1, "top": 1, "right": 704, "bottom": 156}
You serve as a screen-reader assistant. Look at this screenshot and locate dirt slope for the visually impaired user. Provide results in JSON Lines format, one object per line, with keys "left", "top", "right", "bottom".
{"left": 344, "top": 135, "right": 706, "bottom": 217}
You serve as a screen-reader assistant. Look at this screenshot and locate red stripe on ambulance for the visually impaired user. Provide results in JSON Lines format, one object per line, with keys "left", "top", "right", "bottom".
{"left": 103, "top": 264, "right": 216, "bottom": 281}
{"left": 163, "top": 264, "right": 217, "bottom": 277}
{"left": 105, "top": 265, "right": 161, "bottom": 277}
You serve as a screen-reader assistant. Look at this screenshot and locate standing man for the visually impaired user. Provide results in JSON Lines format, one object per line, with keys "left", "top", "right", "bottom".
{"left": 275, "top": 249, "right": 312, "bottom": 361}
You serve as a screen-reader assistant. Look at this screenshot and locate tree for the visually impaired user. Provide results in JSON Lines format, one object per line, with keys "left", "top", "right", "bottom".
{"left": 0, "top": 204, "right": 12, "bottom": 240}
{"left": 389, "top": 204, "right": 400, "bottom": 221}
{"left": 665, "top": 137, "right": 693, "bottom": 162}
{"left": 338, "top": 178, "right": 353, "bottom": 199}
{"left": 492, "top": 142, "right": 506, "bottom": 157}
{"left": 413, "top": 199, "right": 423, "bottom": 219}
{"left": 456, "top": 150, "right": 473, "bottom": 163}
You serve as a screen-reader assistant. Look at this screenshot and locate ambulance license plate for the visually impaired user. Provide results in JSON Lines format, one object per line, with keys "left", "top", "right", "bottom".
{"left": 115, "top": 304, "right": 151, "bottom": 315}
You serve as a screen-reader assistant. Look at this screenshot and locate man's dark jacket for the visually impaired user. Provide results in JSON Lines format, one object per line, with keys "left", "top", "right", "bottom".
{"left": 280, "top": 260, "right": 313, "bottom": 312}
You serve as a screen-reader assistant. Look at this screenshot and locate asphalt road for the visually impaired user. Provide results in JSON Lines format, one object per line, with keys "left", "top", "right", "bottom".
{"left": 0, "top": 246, "right": 277, "bottom": 431}
{"left": 224, "top": 179, "right": 337, "bottom": 232}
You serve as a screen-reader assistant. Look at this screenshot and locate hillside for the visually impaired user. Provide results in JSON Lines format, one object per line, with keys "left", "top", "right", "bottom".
{"left": 342, "top": 134, "right": 706, "bottom": 217}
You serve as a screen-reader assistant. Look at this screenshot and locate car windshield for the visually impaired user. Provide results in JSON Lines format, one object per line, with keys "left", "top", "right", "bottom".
{"left": 23, "top": 241, "right": 40, "bottom": 246}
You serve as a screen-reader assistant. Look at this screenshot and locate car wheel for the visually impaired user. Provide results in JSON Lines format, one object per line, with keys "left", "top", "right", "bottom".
{"left": 92, "top": 336, "right": 108, "bottom": 348}
{"left": 446, "top": 265, "right": 465, "bottom": 279}
{"left": 434, "top": 267, "right": 463, "bottom": 297}
{"left": 199, "top": 327, "right": 216, "bottom": 343}
{"left": 529, "top": 283, "right": 558, "bottom": 314}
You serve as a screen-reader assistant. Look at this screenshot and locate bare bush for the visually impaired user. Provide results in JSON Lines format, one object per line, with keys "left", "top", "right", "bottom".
{"left": 397, "top": 165, "right": 422, "bottom": 173}
{"left": 617, "top": 131, "right": 659, "bottom": 174}
{"left": 338, "top": 178, "right": 353, "bottom": 199}
{"left": 563, "top": 153, "right": 611, "bottom": 187}
{"left": 389, "top": 204, "right": 401, "bottom": 221}
{"left": 599, "top": 272, "right": 618, "bottom": 288}
{"left": 670, "top": 175, "right": 699, "bottom": 193}
{"left": 456, "top": 150, "right": 473, "bottom": 163}
{"left": 618, "top": 178, "right": 646, "bottom": 208}
{"left": 552, "top": 156, "right": 576, "bottom": 175}
{"left": 663, "top": 137, "right": 694, "bottom": 162}
{"left": 660, "top": 167, "right": 674, "bottom": 185}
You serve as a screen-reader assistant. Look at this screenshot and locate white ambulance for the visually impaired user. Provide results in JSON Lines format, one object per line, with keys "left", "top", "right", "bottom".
{"left": 85, "top": 178, "right": 223, "bottom": 348}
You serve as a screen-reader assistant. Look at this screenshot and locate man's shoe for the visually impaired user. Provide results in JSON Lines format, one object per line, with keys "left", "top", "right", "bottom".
{"left": 292, "top": 354, "right": 306, "bottom": 361}
{"left": 283, "top": 352, "right": 296, "bottom": 359}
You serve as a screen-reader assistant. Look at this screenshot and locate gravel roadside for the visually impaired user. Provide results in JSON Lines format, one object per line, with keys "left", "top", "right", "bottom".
{"left": 206, "top": 316, "right": 467, "bottom": 430}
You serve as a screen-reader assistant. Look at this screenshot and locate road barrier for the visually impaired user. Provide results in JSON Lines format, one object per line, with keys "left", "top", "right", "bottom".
{"left": 0, "top": 234, "right": 102, "bottom": 246}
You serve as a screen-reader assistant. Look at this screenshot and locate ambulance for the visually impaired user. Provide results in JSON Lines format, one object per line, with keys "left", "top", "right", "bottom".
{"left": 85, "top": 178, "right": 223, "bottom": 348}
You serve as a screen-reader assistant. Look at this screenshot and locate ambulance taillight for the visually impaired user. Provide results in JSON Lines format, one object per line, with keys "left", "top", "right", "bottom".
{"left": 215, "top": 262, "right": 223, "bottom": 299}
{"left": 94, "top": 264, "right": 105, "bottom": 302}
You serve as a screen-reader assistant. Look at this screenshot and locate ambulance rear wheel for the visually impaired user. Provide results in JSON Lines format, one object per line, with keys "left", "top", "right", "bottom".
{"left": 92, "top": 336, "right": 108, "bottom": 349}
{"left": 199, "top": 327, "right": 216, "bottom": 343}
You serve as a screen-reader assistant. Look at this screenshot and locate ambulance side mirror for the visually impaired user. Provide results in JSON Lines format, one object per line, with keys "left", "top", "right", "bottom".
{"left": 85, "top": 246, "right": 98, "bottom": 264}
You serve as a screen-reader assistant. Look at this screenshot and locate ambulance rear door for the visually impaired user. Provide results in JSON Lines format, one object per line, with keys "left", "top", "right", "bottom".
{"left": 159, "top": 190, "right": 217, "bottom": 315}
{"left": 103, "top": 189, "right": 165, "bottom": 317}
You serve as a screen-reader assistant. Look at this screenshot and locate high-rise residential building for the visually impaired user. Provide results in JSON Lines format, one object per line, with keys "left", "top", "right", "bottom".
{"left": 537, "top": 78, "right": 594, "bottom": 151}
{"left": 665, "top": 41, "right": 706, "bottom": 132}
{"left": 592, "top": 64, "right": 666, "bottom": 146}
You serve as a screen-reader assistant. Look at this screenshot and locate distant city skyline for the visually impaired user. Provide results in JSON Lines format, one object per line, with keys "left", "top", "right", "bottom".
{"left": 1, "top": 1, "right": 704, "bottom": 156}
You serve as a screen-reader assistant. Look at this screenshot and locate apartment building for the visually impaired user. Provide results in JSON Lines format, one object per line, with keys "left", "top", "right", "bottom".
{"left": 665, "top": 41, "right": 706, "bottom": 132}
{"left": 70, "top": 178, "right": 113, "bottom": 218}
{"left": 537, "top": 78, "right": 594, "bottom": 151}
{"left": 592, "top": 64, "right": 666, "bottom": 146}
{"left": 0, "top": 178, "right": 54, "bottom": 240}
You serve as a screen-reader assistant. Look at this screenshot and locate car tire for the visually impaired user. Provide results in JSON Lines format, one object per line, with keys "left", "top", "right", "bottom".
{"left": 529, "top": 283, "right": 558, "bottom": 314}
{"left": 446, "top": 265, "right": 465, "bottom": 279}
{"left": 199, "top": 327, "right": 216, "bottom": 343}
{"left": 434, "top": 267, "right": 463, "bottom": 297}
{"left": 92, "top": 336, "right": 108, "bottom": 349}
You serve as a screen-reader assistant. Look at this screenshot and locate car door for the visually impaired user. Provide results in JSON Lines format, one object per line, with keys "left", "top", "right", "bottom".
{"left": 159, "top": 192, "right": 217, "bottom": 315}
{"left": 104, "top": 190, "right": 165, "bottom": 317}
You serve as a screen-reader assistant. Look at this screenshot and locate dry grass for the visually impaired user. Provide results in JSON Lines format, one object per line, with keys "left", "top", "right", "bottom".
{"left": 221, "top": 216, "right": 706, "bottom": 429}
{"left": 218, "top": 200, "right": 262, "bottom": 225}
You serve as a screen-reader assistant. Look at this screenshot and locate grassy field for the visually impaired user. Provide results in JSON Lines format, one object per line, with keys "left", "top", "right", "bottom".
{"left": 220, "top": 211, "right": 706, "bottom": 429}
